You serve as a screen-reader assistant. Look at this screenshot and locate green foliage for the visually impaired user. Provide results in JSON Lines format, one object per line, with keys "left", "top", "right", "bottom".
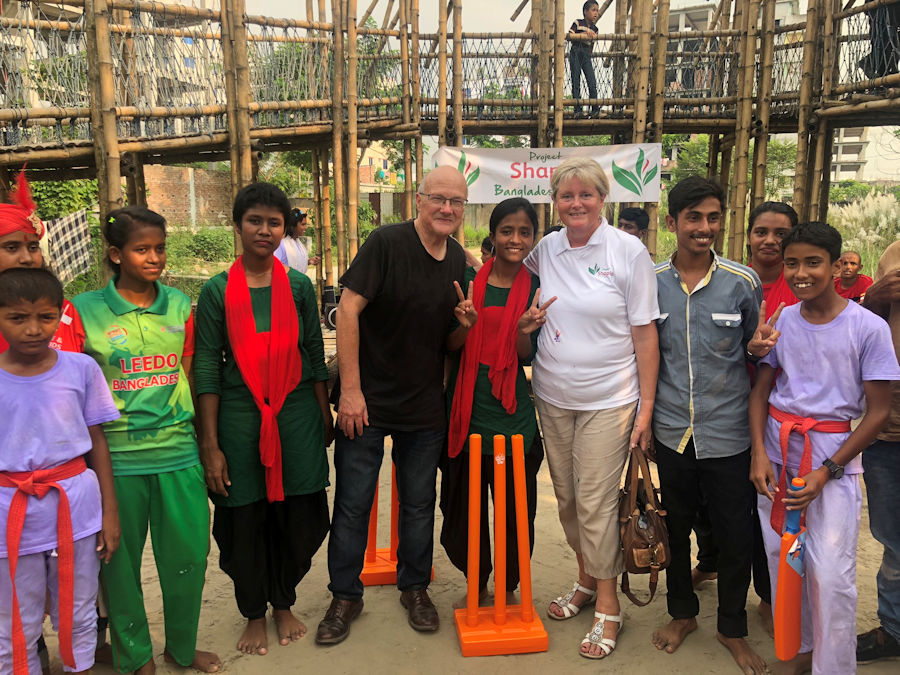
{"left": 829, "top": 180, "right": 875, "bottom": 205}
{"left": 259, "top": 158, "right": 300, "bottom": 198}
{"left": 463, "top": 224, "right": 490, "bottom": 248}
{"left": 669, "top": 134, "right": 711, "bottom": 184}
{"left": 170, "top": 228, "right": 234, "bottom": 263}
{"left": 62, "top": 223, "right": 106, "bottom": 297}
{"left": 829, "top": 192, "right": 900, "bottom": 277}
{"left": 661, "top": 134, "right": 689, "bottom": 157}
{"left": 563, "top": 134, "right": 612, "bottom": 147}
{"left": 30, "top": 180, "right": 98, "bottom": 220}
{"left": 464, "top": 135, "right": 527, "bottom": 148}
{"left": 761, "top": 139, "right": 797, "bottom": 199}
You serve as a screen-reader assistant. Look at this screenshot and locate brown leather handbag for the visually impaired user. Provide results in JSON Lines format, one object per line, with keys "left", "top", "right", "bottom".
{"left": 618, "top": 445, "right": 670, "bottom": 607}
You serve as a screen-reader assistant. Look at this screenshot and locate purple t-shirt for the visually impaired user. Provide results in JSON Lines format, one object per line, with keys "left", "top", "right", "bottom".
{"left": 0, "top": 351, "right": 119, "bottom": 557}
{"left": 761, "top": 301, "right": 900, "bottom": 474}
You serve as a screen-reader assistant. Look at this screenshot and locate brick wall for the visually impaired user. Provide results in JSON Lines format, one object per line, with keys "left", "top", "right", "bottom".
{"left": 144, "top": 165, "right": 232, "bottom": 226}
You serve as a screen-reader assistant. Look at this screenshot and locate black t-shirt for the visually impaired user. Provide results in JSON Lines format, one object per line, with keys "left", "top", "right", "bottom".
{"left": 338, "top": 220, "right": 466, "bottom": 430}
{"left": 569, "top": 19, "right": 598, "bottom": 51}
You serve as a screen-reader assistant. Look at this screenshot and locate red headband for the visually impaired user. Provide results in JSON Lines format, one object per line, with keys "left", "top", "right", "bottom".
{"left": 0, "top": 172, "right": 44, "bottom": 239}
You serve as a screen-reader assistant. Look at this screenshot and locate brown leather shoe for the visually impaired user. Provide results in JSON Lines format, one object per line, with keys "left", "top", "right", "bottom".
{"left": 315, "top": 597, "right": 364, "bottom": 645}
{"left": 400, "top": 589, "right": 439, "bottom": 632}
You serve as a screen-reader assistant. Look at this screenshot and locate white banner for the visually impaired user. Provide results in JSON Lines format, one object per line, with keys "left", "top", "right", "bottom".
{"left": 433, "top": 144, "right": 662, "bottom": 204}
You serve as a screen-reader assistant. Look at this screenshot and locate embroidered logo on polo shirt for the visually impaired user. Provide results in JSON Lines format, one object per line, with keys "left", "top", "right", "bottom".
{"left": 106, "top": 325, "right": 128, "bottom": 346}
{"left": 161, "top": 325, "right": 185, "bottom": 333}
{"left": 588, "top": 264, "right": 614, "bottom": 277}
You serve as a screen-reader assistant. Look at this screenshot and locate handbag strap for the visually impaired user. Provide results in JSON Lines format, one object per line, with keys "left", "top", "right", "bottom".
{"left": 620, "top": 567, "right": 660, "bottom": 607}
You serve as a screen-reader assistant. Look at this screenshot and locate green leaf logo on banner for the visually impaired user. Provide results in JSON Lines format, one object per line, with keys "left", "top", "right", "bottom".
{"left": 457, "top": 152, "right": 481, "bottom": 187}
{"left": 612, "top": 148, "right": 659, "bottom": 197}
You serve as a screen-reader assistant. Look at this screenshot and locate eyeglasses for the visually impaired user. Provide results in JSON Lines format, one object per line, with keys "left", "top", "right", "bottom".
{"left": 419, "top": 193, "right": 467, "bottom": 210}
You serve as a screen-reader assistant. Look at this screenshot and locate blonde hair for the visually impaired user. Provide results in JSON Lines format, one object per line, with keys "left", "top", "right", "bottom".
{"left": 550, "top": 156, "right": 610, "bottom": 200}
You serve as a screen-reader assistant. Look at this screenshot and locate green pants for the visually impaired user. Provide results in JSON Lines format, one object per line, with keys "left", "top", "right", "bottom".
{"left": 102, "top": 464, "right": 210, "bottom": 673}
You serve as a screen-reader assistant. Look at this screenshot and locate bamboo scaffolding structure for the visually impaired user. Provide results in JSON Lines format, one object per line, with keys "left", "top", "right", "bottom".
{"left": 399, "top": 0, "right": 413, "bottom": 219}
{"left": 535, "top": 0, "right": 550, "bottom": 150}
{"left": 511, "top": 0, "right": 529, "bottom": 21}
{"left": 220, "top": 0, "right": 239, "bottom": 203}
{"left": 792, "top": 0, "right": 820, "bottom": 219}
{"left": 331, "top": 0, "right": 347, "bottom": 276}
{"left": 808, "top": 0, "right": 840, "bottom": 221}
{"left": 438, "top": 0, "right": 449, "bottom": 145}
{"left": 751, "top": 0, "right": 776, "bottom": 207}
{"left": 348, "top": 0, "right": 360, "bottom": 260}
{"left": 320, "top": 148, "right": 335, "bottom": 287}
{"left": 647, "top": 0, "right": 670, "bottom": 259}
{"left": 122, "top": 152, "right": 147, "bottom": 206}
{"left": 312, "top": 148, "right": 326, "bottom": 300}
{"left": 552, "top": 0, "right": 565, "bottom": 147}
{"left": 360, "top": 0, "right": 381, "bottom": 26}
{"left": 230, "top": 0, "right": 253, "bottom": 190}
{"left": 85, "top": 0, "right": 123, "bottom": 223}
{"left": 727, "top": 0, "right": 759, "bottom": 261}
{"left": 412, "top": 0, "right": 424, "bottom": 184}
{"left": 815, "top": 124, "right": 835, "bottom": 222}
{"left": 632, "top": 0, "right": 653, "bottom": 144}
{"left": 815, "top": 96, "right": 900, "bottom": 116}
{"left": 106, "top": 0, "right": 218, "bottom": 20}
{"left": 452, "top": 0, "right": 463, "bottom": 145}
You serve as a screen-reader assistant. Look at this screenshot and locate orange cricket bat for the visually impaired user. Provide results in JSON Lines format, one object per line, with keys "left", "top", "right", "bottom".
{"left": 774, "top": 476, "right": 806, "bottom": 661}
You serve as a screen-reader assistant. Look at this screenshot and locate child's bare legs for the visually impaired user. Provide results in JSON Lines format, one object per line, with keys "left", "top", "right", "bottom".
{"left": 237, "top": 617, "right": 268, "bottom": 655}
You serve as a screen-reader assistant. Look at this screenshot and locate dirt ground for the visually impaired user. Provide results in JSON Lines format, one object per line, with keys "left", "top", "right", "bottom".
{"left": 37, "top": 439, "right": 895, "bottom": 675}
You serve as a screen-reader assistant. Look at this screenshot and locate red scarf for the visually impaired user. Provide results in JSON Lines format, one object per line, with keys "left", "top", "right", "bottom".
{"left": 767, "top": 404, "right": 851, "bottom": 534}
{"left": 448, "top": 259, "right": 531, "bottom": 458}
{"left": 224, "top": 257, "right": 302, "bottom": 502}
{"left": 0, "top": 456, "right": 86, "bottom": 674}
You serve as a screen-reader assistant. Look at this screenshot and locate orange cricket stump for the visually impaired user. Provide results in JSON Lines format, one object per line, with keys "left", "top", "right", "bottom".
{"left": 360, "top": 465, "right": 434, "bottom": 586}
{"left": 454, "top": 434, "right": 548, "bottom": 657}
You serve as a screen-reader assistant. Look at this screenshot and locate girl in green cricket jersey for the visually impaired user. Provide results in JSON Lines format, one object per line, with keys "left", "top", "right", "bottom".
{"left": 72, "top": 207, "right": 220, "bottom": 675}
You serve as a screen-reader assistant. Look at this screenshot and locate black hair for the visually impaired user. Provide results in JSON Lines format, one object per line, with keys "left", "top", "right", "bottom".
{"left": 546, "top": 225, "right": 564, "bottom": 234}
{"left": 480, "top": 236, "right": 493, "bottom": 252}
{"left": 284, "top": 208, "right": 306, "bottom": 238}
{"left": 842, "top": 250, "right": 862, "bottom": 264}
{"left": 232, "top": 182, "right": 291, "bottom": 228}
{"left": 747, "top": 201, "right": 799, "bottom": 233}
{"left": 103, "top": 206, "right": 167, "bottom": 273}
{"left": 667, "top": 176, "right": 725, "bottom": 219}
{"left": 619, "top": 207, "right": 650, "bottom": 230}
{"left": 583, "top": 0, "right": 599, "bottom": 12}
{"left": 0, "top": 267, "right": 63, "bottom": 309}
{"left": 488, "top": 197, "right": 538, "bottom": 236}
{"left": 781, "top": 221, "right": 842, "bottom": 262}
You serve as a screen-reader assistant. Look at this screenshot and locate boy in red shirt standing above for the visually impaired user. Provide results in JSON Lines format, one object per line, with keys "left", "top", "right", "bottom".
{"left": 747, "top": 202, "right": 800, "bottom": 318}
{"left": 835, "top": 250, "right": 873, "bottom": 302}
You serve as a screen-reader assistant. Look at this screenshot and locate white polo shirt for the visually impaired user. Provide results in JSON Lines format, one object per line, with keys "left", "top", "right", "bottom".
{"left": 524, "top": 220, "right": 659, "bottom": 410}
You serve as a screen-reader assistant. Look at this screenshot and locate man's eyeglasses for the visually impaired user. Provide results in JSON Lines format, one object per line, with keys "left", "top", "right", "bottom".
{"left": 419, "top": 193, "right": 467, "bottom": 210}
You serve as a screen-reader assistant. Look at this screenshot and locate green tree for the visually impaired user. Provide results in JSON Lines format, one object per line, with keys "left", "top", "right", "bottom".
{"left": 829, "top": 180, "right": 875, "bottom": 205}
{"left": 761, "top": 139, "right": 797, "bottom": 199}
{"left": 563, "top": 134, "right": 612, "bottom": 147}
{"left": 30, "top": 180, "right": 98, "bottom": 220}
{"left": 669, "top": 134, "right": 710, "bottom": 183}
{"left": 464, "top": 135, "right": 527, "bottom": 148}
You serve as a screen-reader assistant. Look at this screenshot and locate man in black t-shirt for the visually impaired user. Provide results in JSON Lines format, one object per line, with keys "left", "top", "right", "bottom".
{"left": 316, "top": 165, "right": 469, "bottom": 645}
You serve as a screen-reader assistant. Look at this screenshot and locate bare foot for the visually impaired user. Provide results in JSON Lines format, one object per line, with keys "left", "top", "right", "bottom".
{"left": 652, "top": 617, "right": 698, "bottom": 653}
{"left": 580, "top": 614, "right": 622, "bottom": 658}
{"left": 135, "top": 657, "right": 156, "bottom": 675}
{"left": 770, "top": 651, "right": 812, "bottom": 675}
{"left": 94, "top": 642, "right": 112, "bottom": 665}
{"left": 691, "top": 566, "right": 718, "bottom": 588}
{"left": 548, "top": 581, "right": 596, "bottom": 618}
{"left": 237, "top": 617, "right": 268, "bottom": 655}
{"left": 716, "top": 633, "right": 768, "bottom": 674}
{"left": 164, "top": 649, "right": 222, "bottom": 673}
{"left": 452, "top": 587, "right": 488, "bottom": 609}
{"left": 757, "top": 600, "right": 774, "bottom": 638}
{"left": 273, "top": 608, "right": 306, "bottom": 645}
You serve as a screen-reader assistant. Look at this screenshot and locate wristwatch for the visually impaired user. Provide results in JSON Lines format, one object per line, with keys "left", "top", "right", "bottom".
{"left": 822, "top": 458, "right": 844, "bottom": 480}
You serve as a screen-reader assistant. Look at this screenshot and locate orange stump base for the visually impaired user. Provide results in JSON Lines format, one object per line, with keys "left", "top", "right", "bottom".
{"left": 359, "top": 551, "right": 434, "bottom": 587}
{"left": 453, "top": 605, "right": 548, "bottom": 657}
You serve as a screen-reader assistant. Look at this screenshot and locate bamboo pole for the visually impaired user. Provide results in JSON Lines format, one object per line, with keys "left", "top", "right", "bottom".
{"left": 727, "top": 0, "right": 759, "bottom": 261}
{"left": 320, "top": 149, "right": 335, "bottom": 288}
{"left": 85, "top": 0, "right": 123, "bottom": 223}
{"left": 331, "top": 0, "right": 347, "bottom": 276}
{"left": 412, "top": 0, "right": 423, "bottom": 184}
{"left": 123, "top": 152, "right": 147, "bottom": 206}
{"left": 553, "top": 0, "right": 565, "bottom": 147}
{"left": 612, "top": 0, "right": 628, "bottom": 103}
{"left": 228, "top": 0, "right": 253, "bottom": 190}
{"left": 751, "top": 0, "right": 776, "bottom": 207}
{"left": 815, "top": 125, "right": 834, "bottom": 223}
{"left": 360, "top": 0, "right": 380, "bottom": 25}
{"left": 312, "top": 149, "right": 325, "bottom": 301}
{"left": 708, "top": 134, "right": 721, "bottom": 181}
{"left": 400, "top": 0, "right": 413, "bottom": 219}
{"left": 348, "top": 0, "right": 360, "bottom": 260}
{"left": 452, "top": 0, "right": 463, "bottom": 146}
{"left": 717, "top": 144, "right": 733, "bottom": 255}
{"left": 646, "top": 0, "right": 670, "bottom": 259}
{"left": 438, "top": 0, "right": 449, "bottom": 146}
{"left": 535, "top": 0, "right": 550, "bottom": 235}
{"left": 511, "top": 0, "right": 529, "bottom": 21}
{"left": 808, "top": 0, "right": 840, "bottom": 220}
{"left": 792, "top": 0, "right": 819, "bottom": 218}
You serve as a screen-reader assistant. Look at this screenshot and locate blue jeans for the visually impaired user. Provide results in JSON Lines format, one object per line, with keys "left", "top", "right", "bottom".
{"left": 862, "top": 439, "right": 900, "bottom": 642}
{"left": 569, "top": 48, "right": 598, "bottom": 113}
{"left": 327, "top": 426, "right": 445, "bottom": 599}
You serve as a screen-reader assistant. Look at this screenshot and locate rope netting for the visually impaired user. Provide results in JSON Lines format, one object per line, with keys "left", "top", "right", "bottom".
{"left": 837, "top": 1, "right": 900, "bottom": 93}
{"left": 661, "top": 34, "right": 736, "bottom": 117}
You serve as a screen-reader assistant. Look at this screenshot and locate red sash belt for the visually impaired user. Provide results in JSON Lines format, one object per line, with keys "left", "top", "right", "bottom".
{"left": 0, "top": 456, "right": 87, "bottom": 674}
{"left": 768, "top": 405, "right": 850, "bottom": 534}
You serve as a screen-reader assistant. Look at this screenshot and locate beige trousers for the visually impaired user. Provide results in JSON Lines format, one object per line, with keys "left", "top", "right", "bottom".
{"left": 535, "top": 397, "right": 637, "bottom": 580}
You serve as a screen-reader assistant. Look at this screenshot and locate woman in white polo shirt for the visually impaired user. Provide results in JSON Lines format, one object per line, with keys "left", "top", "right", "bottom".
{"left": 523, "top": 156, "right": 659, "bottom": 660}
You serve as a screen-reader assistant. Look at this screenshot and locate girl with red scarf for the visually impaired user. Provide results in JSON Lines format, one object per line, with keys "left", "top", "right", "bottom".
{"left": 440, "top": 198, "right": 555, "bottom": 606}
{"left": 194, "top": 183, "right": 333, "bottom": 658}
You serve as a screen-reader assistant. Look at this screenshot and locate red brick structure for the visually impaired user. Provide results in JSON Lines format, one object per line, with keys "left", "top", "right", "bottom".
{"left": 144, "top": 165, "right": 232, "bottom": 226}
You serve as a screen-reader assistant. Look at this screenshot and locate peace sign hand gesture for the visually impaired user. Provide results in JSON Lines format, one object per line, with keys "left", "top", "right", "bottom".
{"left": 517, "top": 289, "right": 558, "bottom": 335}
{"left": 747, "top": 300, "right": 785, "bottom": 359}
{"left": 453, "top": 280, "right": 478, "bottom": 329}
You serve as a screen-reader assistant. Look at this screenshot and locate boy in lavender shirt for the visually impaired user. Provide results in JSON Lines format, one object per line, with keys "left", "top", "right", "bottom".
{"left": 0, "top": 268, "right": 120, "bottom": 674}
{"left": 749, "top": 222, "right": 900, "bottom": 675}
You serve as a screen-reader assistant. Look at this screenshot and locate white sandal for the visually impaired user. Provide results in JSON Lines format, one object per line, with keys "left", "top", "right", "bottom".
{"left": 579, "top": 611, "right": 623, "bottom": 659}
{"left": 546, "top": 582, "right": 596, "bottom": 620}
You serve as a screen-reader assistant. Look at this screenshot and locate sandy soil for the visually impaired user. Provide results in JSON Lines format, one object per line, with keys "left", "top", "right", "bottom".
{"left": 40, "top": 442, "right": 895, "bottom": 675}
